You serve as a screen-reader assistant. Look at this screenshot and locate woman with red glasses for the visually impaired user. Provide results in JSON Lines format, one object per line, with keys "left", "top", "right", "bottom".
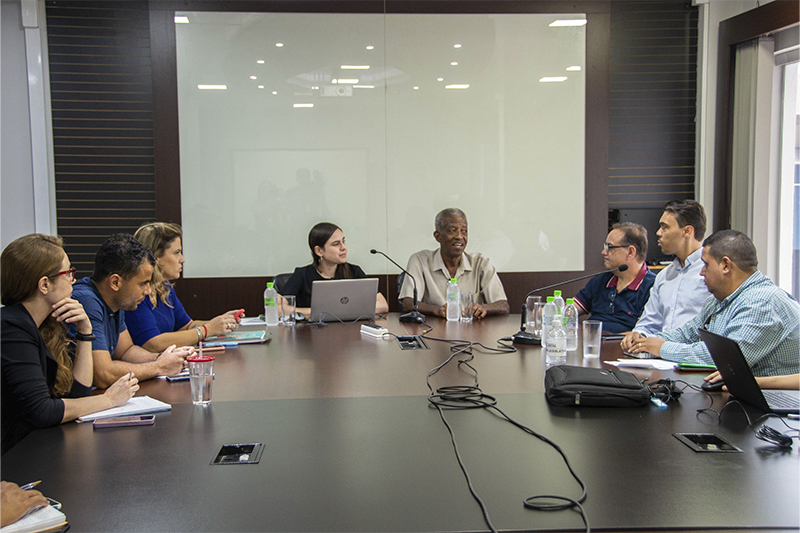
{"left": 1, "top": 234, "right": 139, "bottom": 454}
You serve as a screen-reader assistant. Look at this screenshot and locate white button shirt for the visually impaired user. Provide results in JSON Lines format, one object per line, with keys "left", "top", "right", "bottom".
{"left": 633, "top": 247, "right": 709, "bottom": 335}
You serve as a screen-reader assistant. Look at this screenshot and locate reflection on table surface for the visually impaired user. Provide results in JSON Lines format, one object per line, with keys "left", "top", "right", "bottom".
{"left": 137, "top": 314, "right": 690, "bottom": 404}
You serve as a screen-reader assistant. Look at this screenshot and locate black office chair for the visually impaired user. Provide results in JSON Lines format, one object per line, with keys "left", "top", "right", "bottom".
{"left": 396, "top": 271, "right": 405, "bottom": 311}
{"left": 272, "top": 273, "right": 292, "bottom": 294}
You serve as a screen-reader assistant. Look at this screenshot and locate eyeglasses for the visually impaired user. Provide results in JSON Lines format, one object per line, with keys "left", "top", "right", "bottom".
{"left": 603, "top": 243, "right": 627, "bottom": 253}
{"left": 51, "top": 267, "right": 77, "bottom": 282}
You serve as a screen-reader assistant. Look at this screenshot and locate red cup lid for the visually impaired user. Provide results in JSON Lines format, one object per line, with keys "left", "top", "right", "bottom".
{"left": 187, "top": 355, "right": 215, "bottom": 362}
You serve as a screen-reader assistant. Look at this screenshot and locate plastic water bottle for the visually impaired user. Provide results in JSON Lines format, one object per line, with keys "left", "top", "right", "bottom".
{"left": 553, "top": 290, "right": 565, "bottom": 316}
{"left": 546, "top": 316, "right": 567, "bottom": 366}
{"left": 542, "top": 296, "right": 557, "bottom": 346}
{"left": 563, "top": 298, "right": 579, "bottom": 351}
{"left": 264, "top": 282, "right": 279, "bottom": 327}
{"left": 446, "top": 278, "right": 461, "bottom": 322}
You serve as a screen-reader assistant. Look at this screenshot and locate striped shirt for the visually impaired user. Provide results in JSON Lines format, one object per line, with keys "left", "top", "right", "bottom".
{"left": 657, "top": 270, "right": 800, "bottom": 377}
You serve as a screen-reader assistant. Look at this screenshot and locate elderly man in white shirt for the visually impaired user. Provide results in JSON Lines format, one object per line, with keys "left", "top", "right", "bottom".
{"left": 400, "top": 208, "right": 509, "bottom": 319}
{"left": 621, "top": 200, "right": 710, "bottom": 352}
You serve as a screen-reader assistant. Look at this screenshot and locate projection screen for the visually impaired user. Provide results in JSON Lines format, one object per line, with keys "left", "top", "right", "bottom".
{"left": 175, "top": 12, "right": 586, "bottom": 277}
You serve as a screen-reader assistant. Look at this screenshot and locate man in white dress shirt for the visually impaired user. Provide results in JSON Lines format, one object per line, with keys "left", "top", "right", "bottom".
{"left": 621, "top": 200, "right": 709, "bottom": 352}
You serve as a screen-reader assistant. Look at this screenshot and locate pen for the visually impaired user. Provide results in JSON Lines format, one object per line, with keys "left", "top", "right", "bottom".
{"left": 20, "top": 480, "right": 41, "bottom": 491}
{"left": 204, "top": 342, "right": 238, "bottom": 347}
{"left": 127, "top": 371, "right": 132, "bottom": 381}
{"left": 200, "top": 346, "right": 226, "bottom": 353}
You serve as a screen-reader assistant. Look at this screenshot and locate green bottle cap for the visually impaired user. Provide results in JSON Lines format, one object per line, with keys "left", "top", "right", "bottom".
{"left": 267, "top": 282, "right": 274, "bottom": 288}
{"left": 554, "top": 290, "right": 562, "bottom": 296}
{"left": 450, "top": 278, "right": 457, "bottom": 283}
{"left": 547, "top": 296, "right": 554, "bottom": 302}
{"left": 566, "top": 298, "right": 574, "bottom": 304}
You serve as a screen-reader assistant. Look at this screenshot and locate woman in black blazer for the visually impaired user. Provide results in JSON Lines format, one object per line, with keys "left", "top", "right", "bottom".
{"left": 1, "top": 234, "right": 139, "bottom": 454}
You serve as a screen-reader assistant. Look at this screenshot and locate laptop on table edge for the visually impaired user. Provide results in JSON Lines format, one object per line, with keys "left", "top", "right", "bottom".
{"left": 698, "top": 328, "right": 799, "bottom": 415}
{"left": 309, "top": 278, "right": 379, "bottom": 322}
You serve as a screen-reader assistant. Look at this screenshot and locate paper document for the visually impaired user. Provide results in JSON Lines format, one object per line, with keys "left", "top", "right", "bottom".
{"left": 76, "top": 396, "right": 171, "bottom": 422}
{"left": 606, "top": 359, "right": 677, "bottom": 370}
{"left": 239, "top": 317, "right": 266, "bottom": 326}
{"left": 0, "top": 504, "right": 66, "bottom": 533}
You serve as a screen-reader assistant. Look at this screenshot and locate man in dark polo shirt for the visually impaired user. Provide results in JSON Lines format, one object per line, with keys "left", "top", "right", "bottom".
{"left": 69, "top": 234, "right": 192, "bottom": 388}
{"left": 573, "top": 222, "right": 656, "bottom": 333}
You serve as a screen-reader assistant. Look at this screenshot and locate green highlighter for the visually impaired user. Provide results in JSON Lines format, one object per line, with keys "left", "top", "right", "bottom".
{"left": 676, "top": 362, "right": 717, "bottom": 371}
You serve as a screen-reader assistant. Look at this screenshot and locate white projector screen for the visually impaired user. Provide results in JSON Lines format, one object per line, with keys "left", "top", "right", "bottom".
{"left": 175, "top": 12, "right": 585, "bottom": 278}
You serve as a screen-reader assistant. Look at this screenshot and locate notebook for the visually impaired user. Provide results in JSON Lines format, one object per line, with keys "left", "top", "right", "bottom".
{"left": 699, "top": 329, "right": 799, "bottom": 414}
{"left": 76, "top": 396, "right": 171, "bottom": 422}
{"left": 309, "top": 278, "right": 378, "bottom": 322}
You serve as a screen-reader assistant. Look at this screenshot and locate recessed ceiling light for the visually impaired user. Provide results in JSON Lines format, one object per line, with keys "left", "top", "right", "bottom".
{"left": 312, "top": 86, "right": 319, "bottom": 90}
{"left": 336, "top": 78, "right": 359, "bottom": 84}
{"left": 539, "top": 77, "right": 568, "bottom": 82}
{"left": 451, "top": 62, "right": 458, "bottom": 66}
{"left": 445, "top": 84, "right": 469, "bottom": 89}
{"left": 566, "top": 66, "right": 581, "bottom": 71}
{"left": 437, "top": 78, "right": 444, "bottom": 82}
{"left": 257, "top": 59, "right": 265, "bottom": 64}
{"left": 341, "top": 65, "right": 370, "bottom": 70}
{"left": 366, "top": 45, "right": 374, "bottom": 50}
{"left": 293, "top": 103, "right": 313, "bottom": 108}
{"left": 250, "top": 76, "right": 257, "bottom": 80}
{"left": 257, "top": 85, "right": 264, "bottom": 89}
{"left": 549, "top": 19, "right": 587, "bottom": 27}
{"left": 454, "top": 44, "right": 461, "bottom": 48}
{"left": 353, "top": 85, "right": 374, "bottom": 89}
{"left": 174, "top": 16, "right": 189, "bottom": 24}
{"left": 413, "top": 86, "right": 419, "bottom": 90}
{"left": 275, "top": 43, "right": 284, "bottom": 47}
{"left": 197, "top": 85, "right": 227, "bottom": 90}
{"left": 272, "top": 91, "right": 277, "bottom": 95}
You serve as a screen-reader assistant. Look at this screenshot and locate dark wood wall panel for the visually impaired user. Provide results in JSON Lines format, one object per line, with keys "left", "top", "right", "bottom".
{"left": 46, "top": 0, "right": 156, "bottom": 276}
{"left": 608, "top": 0, "right": 697, "bottom": 209}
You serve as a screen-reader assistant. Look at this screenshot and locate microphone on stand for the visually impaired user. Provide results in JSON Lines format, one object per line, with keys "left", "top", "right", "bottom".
{"left": 512, "top": 264, "right": 629, "bottom": 345}
{"left": 370, "top": 249, "right": 426, "bottom": 323}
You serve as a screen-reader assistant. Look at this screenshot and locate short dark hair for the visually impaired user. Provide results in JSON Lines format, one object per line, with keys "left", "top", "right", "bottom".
{"left": 663, "top": 199, "right": 707, "bottom": 240}
{"left": 611, "top": 222, "right": 648, "bottom": 262}
{"left": 91, "top": 233, "right": 155, "bottom": 282}
{"left": 435, "top": 208, "right": 467, "bottom": 233}
{"left": 703, "top": 230, "right": 758, "bottom": 273}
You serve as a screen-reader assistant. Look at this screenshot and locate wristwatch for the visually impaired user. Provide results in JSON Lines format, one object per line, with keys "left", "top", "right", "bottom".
{"left": 74, "top": 332, "right": 96, "bottom": 342}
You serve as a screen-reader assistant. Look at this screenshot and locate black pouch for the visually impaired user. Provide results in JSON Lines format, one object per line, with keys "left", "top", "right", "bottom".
{"left": 544, "top": 365, "right": 651, "bottom": 407}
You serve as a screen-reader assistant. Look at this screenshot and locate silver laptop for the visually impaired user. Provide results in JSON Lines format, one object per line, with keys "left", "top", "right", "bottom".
{"left": 309, "top": 278, "right": 378, "bottom": 322}
{"left": 699, "top": 329, "right": 799, "bottom": 415}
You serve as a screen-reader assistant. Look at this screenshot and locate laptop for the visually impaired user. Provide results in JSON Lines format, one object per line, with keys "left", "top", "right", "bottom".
{"left": 699, "top": 329, "right": 799, "bottom": 414}
{"left": 309, "top": 278, "right": 379, "bottom": 322}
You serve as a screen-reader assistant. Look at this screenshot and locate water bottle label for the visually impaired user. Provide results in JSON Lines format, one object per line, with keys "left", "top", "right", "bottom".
{"left": 264, "top": 297, "right": 276, "bottom": 306}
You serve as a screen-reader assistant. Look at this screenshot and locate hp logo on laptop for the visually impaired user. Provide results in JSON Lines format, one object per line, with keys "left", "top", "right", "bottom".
{"left": 340, "top": 297, "right": 349, "bottom": 305}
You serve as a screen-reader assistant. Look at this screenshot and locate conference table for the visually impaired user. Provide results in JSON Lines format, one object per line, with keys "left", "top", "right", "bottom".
{"left": 2, "top": 314, "right": 798, "bottom": 532}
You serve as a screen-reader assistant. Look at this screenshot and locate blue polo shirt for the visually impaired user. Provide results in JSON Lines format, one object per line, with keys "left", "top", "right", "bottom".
{"left": 574, "top": 264, "right": 656, "bottom": 333}
{"left": 68, "top": 277, "right": 126, "bottom": 358}
{"left": 125, "top": 284, "right": 192, "bottom": 346}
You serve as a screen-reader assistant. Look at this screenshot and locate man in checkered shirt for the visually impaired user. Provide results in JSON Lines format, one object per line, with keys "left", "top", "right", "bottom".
{"left": 628, "top": 230, "right": 799, "bottom": 377}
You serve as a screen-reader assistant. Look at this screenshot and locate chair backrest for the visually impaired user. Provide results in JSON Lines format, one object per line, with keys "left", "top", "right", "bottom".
{"left": 396, "top": 271, "right": 405, "bottom": 311}
{"left": 272, "top": 273, "right": 292, "bottom": 294}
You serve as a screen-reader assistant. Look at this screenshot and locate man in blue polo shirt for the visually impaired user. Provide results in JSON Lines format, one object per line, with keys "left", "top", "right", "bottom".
{"left": 573, "top": 222, "right": 656, "bottom": 333}
{"left": 70, "top": 234, "right": 191, "bottom": 388}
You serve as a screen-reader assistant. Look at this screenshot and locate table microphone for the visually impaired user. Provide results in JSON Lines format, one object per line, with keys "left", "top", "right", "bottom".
{"left": 370, "top": 249, "right": 426, "bottom": 323}
{"left": 512, "top": 264, "right": 629, "bottom": 345}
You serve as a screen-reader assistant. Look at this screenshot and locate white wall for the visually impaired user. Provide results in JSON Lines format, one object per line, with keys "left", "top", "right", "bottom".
{"left": 694, "top": 0, "right": 771, "bottom": 230}
{"left": 1, "top": 0, "right": 37, "bottom": 248}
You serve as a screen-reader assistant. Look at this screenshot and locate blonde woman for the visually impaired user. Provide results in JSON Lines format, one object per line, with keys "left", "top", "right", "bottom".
{"left": 128, "top": 223, "right": 242, "bottom": 351}
{"left": 1, "top": 234, "right": 138, "bottom": 454}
